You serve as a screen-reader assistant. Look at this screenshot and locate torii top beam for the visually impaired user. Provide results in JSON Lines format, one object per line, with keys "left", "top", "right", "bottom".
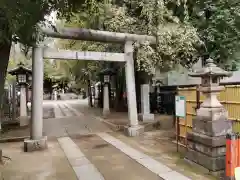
{"left": 41, "top": 27, "right": 156, "bottom": 44}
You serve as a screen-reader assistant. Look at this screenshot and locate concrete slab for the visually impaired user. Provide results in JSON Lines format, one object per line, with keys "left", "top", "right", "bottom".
{"left": 109, "top": 131, "right": 216, "bottom": 180}
{"left": 0, "top": 141, "right": 77, "bottom": 180}
{"left": 159, "top": 171, "right": 192, "bottom": 180}
{"left": 98, "top": 132, "right": 191, "bottom": 180}
{"left": 60, "top": 103, "right": 75, "bottom": 117}
{"left": 58, "top": 137, "right": 105, "bottom": 180}
{"left": 135, "top": 157, "right": 172, "bottom": 174}
{"left": 69, "top": 157, "right": 91, "bottom": 167}
{"left": 54, "top": 104, "right": 64, "bottom": 118}
{"left": 73, "top": 164, "right": 105, "bottom": 180}
{"left": 71, "top": 134, "right": 161, "bottom": 180}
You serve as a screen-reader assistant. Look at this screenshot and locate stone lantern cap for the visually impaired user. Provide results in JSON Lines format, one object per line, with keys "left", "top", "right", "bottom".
{"left": 8, "top": 62, "right": 32, "bottom": 76}
{"left": 188, "top": 58, "right": 232, "bottom": 78}
{"left": 99, "top": 68, "right": 116, "bottom": 76}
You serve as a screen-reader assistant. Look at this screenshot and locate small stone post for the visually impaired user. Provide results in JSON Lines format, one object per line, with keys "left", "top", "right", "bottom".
{"left": 124, "top": 41, "right": 144, "bottom": 136}
{"left": 54, "top": 90, "right": 58, "bottom": 100}
{"left": 100, "top": 68, "right": 115, "bottom": 117}
{"left": 24, "top": 47, "right": 47, "bottom": 152}
{"left": 19, "top": 85, "right": 28, "bottom": 126}
{"left": 186, "top": 58, "right": 232, "bottom": 175}
{"left": 12, "top": 83, "right": 16, "bottom": 122}
{"left": 103, "top": 82, "right": 110, "bottom": 117}
{"left": 139, "top": 84, "right": 154, "bottom": 122}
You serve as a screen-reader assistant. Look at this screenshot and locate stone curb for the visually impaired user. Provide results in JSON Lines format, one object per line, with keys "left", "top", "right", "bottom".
{"left": 98, "top": 118, "right": 123, "bottom": 131}
{"left": 95, "top": 116, "right": 160, "bottom": 132}
{"left": 0, "top": 136, "right": 29, "bottom": 143}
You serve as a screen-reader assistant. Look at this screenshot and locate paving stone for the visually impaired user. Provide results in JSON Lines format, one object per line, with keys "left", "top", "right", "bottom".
{"left": 58, "top": 137, "right": 105, "bottom": 180}
{"left": 159, "top": 171, "right": 192, "bottom": 180}
{"left": 98, "top": 132, "right": 190, "bottom": 180}
{"left": 135, "top": 157, "right": 172, "bottom": 174}
{"left": 72, "top": 134, "right": 162, "bottom": 180}
{"left": 69, "top": 157, "right": 91, "bottom": 167}
{"left": 73, "top": 164, "right": 105, "bottom": 180}
{"left": 58, "top": 137, "right": 85, "bottom": 159}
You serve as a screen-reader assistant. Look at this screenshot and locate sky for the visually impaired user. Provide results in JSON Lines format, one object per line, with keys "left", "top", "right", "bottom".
{"left": 44, "top": 11, "right": 58, "bottom": 62}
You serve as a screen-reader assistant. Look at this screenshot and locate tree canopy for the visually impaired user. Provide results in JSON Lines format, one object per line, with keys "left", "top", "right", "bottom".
{"left": 4, "top": 0, "right": 240, "bottom": 88}
{"left": 0, "top": 0, "right": 86, "bottom": 48}
{"left": 54, "top": 0, "right": 203, "bottom": 81}
{"left": 167, "top": 0, "right": 240, "bottom": 70}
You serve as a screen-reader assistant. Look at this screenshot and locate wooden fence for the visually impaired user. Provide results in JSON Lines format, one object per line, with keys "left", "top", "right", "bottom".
{"left": 178, "top": 84, "right": 240, "bottom": 145}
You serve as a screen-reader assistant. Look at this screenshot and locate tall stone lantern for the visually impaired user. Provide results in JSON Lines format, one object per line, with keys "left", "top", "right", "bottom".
{"left": 186, "top": 58, "right": 232, "bottom": 175}
{"left": 99, "top": 68, "right": 116, "bottom": 117}
{"left": 8, "top": 62, "right": 32, "bottom": 127}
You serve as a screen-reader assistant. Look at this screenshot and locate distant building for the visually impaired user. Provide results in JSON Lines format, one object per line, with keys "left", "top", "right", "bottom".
{"left": 153, "top": 59, "right": 240, "bottom": 86}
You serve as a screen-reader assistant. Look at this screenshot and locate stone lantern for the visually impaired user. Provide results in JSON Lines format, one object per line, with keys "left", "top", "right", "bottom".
{"left": 186, "top": 58, "right": 232, "bottom": 175}
{"left": 8, "top": 62, "right": 32, "bottom": 126}
{"left": 99, "top": 68, "right": 116, "bottom": 117}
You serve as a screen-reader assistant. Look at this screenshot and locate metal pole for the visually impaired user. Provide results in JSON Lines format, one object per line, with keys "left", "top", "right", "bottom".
{"left": 31, "top": 47, "right": 44, "bottom": 140}
{"left": 177, "top": 116, "right": 179, "bottom": 152}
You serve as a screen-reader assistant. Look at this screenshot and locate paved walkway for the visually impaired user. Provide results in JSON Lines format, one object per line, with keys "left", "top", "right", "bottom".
{"left": 0, "top": 140, "right": 77, "bottom": 180}
{"left": 43, "top": 100, "right": 111, "bottom": 138}
{"left": 49, "top": 100, "right": 199, "bottom": 179}
{"left": 0, "top": 99, "right": 215, "bottom": 180}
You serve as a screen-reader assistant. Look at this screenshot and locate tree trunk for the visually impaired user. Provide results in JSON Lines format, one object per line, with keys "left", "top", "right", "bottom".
{"left": 114, "top": 68, "right": 126, "bottom": 112}
{"left": 87, "top": 79, "right": 93, "bottom": 107}
{"left": 0, "top": 43, "right": 11, "bottom": 131}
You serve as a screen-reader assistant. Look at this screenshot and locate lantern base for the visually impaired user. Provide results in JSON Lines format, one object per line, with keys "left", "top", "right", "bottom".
{"left": 185, "top": 147, "right": 225, "bottom": 172}
{"left": 186, "top": 132, "right": 227, "bottom": 172}
{"left": 193, "top": 107, "right": 232, "bottom": 136}
{"left": 186, "top": 106, "right": 232, "bottom": 175}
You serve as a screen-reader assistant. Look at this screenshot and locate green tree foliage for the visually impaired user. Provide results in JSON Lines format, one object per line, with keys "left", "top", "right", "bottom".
{"left": 54, "top": 0, "right": 240, "bottom": 83}
{"left": 0, "top": 0, "right": 87, "bottom": 47}
{"left": 56, "top": 0, "right": 202, "bottom": 75}
{"left": 166, "top": 0, "right": 240, "bottom": 70}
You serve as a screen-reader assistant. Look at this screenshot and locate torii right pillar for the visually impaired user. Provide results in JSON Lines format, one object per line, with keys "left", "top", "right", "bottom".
{"left": 124, "top": 41, "right": 144, "bottom": 136}
{"left": 186, "top": 58, "right": 233, "bottom": 176}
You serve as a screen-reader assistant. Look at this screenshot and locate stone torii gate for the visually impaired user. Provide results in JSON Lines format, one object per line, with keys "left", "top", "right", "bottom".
{"left": 24, "top": 27, "right": 156, "bottom": 152}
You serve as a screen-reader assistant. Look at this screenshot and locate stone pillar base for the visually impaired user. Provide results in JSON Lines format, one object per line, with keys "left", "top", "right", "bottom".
{"left": 124, "top": 125, "right": 144, "bottom": 137}
{"left": 103, "top": 109, "right": 110, "bottom": 118}
{"left": 138, "top": 113, "right": 155, "bottom": 122}
{"left": 0, "top": 149, "right": 2, "bottom": 162}
{"left": 24, "top": 136, "right": 47, "bottom": 152}
{"left": 19, "top": 116, "right": 30, "bottom": 127}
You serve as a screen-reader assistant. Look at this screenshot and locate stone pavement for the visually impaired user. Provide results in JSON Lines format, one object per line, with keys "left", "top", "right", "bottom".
{"left": 0, "top": 99, "right": 216, "bottom": 180}
{"left": 43, "top": 100, "right": 112, "bottom": 138}
{"left": 0, "top": 140, "right": 77, "bottom": 180}
{"left": 69, "top": 99, "right": 174, "bottom": 130}
{"left": 67, "top": 99, "right": 216, "bottom": 180}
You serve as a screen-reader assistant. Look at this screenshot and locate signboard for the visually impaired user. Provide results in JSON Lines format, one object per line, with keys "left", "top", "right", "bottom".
{"left": 175, "top": 96, "right": 186, "bottom": 118}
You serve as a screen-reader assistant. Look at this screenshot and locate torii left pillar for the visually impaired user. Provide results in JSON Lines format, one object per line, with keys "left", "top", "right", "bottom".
{"left": 24, "top": 47, "right": 47, "bottom": 152}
